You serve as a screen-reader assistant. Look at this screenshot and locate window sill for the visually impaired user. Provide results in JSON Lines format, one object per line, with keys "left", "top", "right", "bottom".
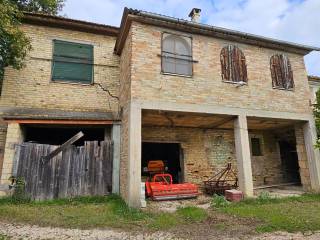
{"left": 160, "top": 72, "right": 193, "bottom": 78}
{"left": 222, "top": 80, "right": 248, "bottom": 86}
{"left": 272, "top": 87, "right": 294, "bottom": 91}
{"left": 51, "top": 80, "right": 93, "bottom": 86}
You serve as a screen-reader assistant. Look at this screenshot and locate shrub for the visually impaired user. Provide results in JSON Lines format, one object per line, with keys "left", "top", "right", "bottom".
{"left": 211, "top": 194, "right": 230, "bottom": 208}
{"left": 10, "top": 177, "right": 30, "bottom": 204}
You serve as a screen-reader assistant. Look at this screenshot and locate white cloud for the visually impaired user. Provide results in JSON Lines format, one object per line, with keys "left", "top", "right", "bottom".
{"left": 62, "top": 0, "right": 320, "bottom": 76}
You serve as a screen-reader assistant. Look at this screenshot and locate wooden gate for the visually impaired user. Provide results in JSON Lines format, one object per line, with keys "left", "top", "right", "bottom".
{"left": 13, "top": 140, "right": 113, "bottom": 200}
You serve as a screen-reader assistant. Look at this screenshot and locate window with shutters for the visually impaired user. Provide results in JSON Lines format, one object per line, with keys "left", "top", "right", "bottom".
{"left": 220, "top": 45, "right": 247, "bottom": 83}
{"left": 270, "top": 54, "right": 294, "bottom": 90}
{"left": 161, "top": 33, "right": 192, "bottom": 76}
{"left": 51, "top": 40, "right": 93, "bottom": 84}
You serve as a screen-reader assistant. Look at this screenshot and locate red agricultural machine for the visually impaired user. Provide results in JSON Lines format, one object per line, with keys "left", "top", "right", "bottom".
{"left": 144, "top": 160, "right": 199, "bottom": 201}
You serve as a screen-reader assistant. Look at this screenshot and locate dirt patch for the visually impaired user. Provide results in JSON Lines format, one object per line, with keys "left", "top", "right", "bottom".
{"left": 146, "top": 195, "right": 212, "bottom": 213}
{"left": 2, "top": 221, "right": 320, "bottom": 240}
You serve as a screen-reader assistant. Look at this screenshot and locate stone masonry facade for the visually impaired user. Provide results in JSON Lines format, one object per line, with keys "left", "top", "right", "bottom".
{"left": 130, "top": 22, "right": 311, "bottom": 114}
{"left": 0, "top": 22, "right": 120, "bottom": 185}
{"left": 1, "top": 10, "right": 319, "bottom": 206}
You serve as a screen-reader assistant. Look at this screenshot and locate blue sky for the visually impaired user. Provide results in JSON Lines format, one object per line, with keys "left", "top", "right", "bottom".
{"left": 62, "top": 0, "right": 320, "bottom": 76}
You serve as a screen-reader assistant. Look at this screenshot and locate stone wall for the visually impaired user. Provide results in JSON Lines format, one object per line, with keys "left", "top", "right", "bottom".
{"left": 0, "top": 24, "right": 120, "bottom": 114}
{"left": 142, "top": 126, "right": 303, "bottom": 189}
{"left": 130, "top": 22, "right": 312, "bottom": 115}
{"left": 250, "top": 131, "right": 284, "bottom": 186}
{"left": 119, "top": 27, "right": 133, "bottom": 202}
{"left": 0, "top": 123, "right": 24, "bottom": 184}
{"left": 142, "top": 126, "right": 237, "bottom": 186}
{"left": 0, "top": 122, "right": 7, "bottom": 177}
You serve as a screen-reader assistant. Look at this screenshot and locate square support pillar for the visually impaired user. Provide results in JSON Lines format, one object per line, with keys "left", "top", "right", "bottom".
{"left": 0, "top": 123, "right": 24, "bottom": 185}
{"left": 111, "top": 123, "right": 121, "bottom": 194}
{"left": 127, "top": 104, "right": 142, "bottom": 208}
{"left": 303, "top": 120, "right": 320, "bottom": 192}
{"left": 234, "top": 115, "right": 254, "bottom": 197}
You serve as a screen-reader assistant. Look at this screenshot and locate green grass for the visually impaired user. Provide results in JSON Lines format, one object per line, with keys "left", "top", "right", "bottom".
{"left": 217, "top": 194, "right": 320, "bottom": 233}
{"left": 0, "top": 195, "right": 207, "bottom": 231}
{"left": 0, "top": 235, "right": 10, "bottom": 240}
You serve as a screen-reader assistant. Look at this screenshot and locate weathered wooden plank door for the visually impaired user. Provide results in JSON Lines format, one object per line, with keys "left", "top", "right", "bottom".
{"left": 14, "top": 140, "right": 113, "bottom": 200}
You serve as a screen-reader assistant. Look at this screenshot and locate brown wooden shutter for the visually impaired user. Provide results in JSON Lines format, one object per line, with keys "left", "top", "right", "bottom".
{"left": 270, "top": 54, "right": 294, "bottom": 89}
{"left": 220, "top": 45, "right": 247, "bottom": 82}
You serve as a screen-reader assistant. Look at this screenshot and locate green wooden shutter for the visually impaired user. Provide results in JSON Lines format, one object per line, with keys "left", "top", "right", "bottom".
{"left": 52, "top": 40, "right": 93, "bottom": 83}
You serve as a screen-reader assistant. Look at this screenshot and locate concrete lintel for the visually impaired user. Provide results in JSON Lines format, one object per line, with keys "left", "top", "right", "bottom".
{"left": 303, "top": 120, "right": 320, "bottom": 192}
{"left": 127, "top": 103, "right": 142, "bottom": 208}
{"left": 234, "top": 115, "right": 254, "bottom": 197}
{"left": 111, "top": 123, "right": 121, "bottom": 194}
{"left": 135, "top": 100, "right": 312, "bottom": 122}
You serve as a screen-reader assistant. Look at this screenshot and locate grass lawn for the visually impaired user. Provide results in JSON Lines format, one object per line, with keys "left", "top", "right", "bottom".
{"left": 217, "top": 193, "right": 320, "bottom": 233}
{"left": 1, "top": 193, "right": 320, "bottom": 234}
{"left": 0, "top": 195, "right": 207, "bottom": 231}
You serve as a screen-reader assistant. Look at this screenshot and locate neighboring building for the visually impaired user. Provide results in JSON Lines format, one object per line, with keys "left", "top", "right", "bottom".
{"left": 1, "top": 8, "right": 320, "bottom": 207}
{"left": 309, "top": 76, "right": 320, "bottom": 104}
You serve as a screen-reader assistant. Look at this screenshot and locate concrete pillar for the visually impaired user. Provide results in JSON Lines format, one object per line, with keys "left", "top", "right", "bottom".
{"left": 127, "top": 104, "right": 142, "bottom": 208}
{"left": 0, "top": 123, "right": 24, "bottom": 185}
{"left": 111, "top": 123, "right": 121, "bottom": 194}
{"left": 234, "top": 115, "right": 254, "bottom": 197}
{"left": 303, "top": 120, "right": 320, "bottom": 192}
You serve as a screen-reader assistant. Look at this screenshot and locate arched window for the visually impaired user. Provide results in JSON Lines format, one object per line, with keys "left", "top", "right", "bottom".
{"left": 161, "top": 33, "right": 192, "bottom": 76}
{"left": 270, "top": 54, "right": 294, "bottom": 90}
{"left": 220, "top": 45, "right": 247, "bottom": 83}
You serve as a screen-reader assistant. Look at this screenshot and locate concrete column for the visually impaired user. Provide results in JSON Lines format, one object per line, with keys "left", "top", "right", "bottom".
{"left": 234, "top": 115, "right": 254, "bottom": 197}
{"left": 111, "top": 123, "right": 121, "bottom": 194}
{"left": 127, "top": 103, "right": 142, "bottom": 208}
{"left": 0, "top": 123, "right": 24, "bottom": 185}
{"left": 303, "top": 120, "right": 320, "bottom": 192}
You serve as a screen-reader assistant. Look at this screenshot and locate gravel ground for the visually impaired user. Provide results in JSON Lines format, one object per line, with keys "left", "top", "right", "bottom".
{"left": 1, "top": 222, "right": 320, "bottom": 240}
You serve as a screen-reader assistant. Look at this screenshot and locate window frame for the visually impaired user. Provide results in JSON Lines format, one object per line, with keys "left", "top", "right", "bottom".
{"left": 270, "top": 54, "right": 294, "bottom": 91}
{"left": 160, "top": 32, "right": 194, "bottom": 77}
{"left": 220, "top": 45, "right": 248, "bottom": 84}
{"left": 250, "top": 135, "right": 264, "bottom": 157}
{"left": 51, "top": 39, "right": 94, "bottom": 85}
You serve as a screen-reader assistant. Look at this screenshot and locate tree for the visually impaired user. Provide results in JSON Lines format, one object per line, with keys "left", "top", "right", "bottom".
{"left": 314, "top": 89, "right": 320, "bottom": 148}
{"left": 0, "top": 0, "right": 64, "bottom": 92}
{"left": 11, "top": 0, "right": 65, "bottom": 15}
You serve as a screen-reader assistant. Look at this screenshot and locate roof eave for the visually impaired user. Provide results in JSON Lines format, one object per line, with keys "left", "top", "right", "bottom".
{"left": 22, "top": 12, "right": 119, "bottom": 37}
{"left": 115, "top": 9, "right": 319, "bottom": 55}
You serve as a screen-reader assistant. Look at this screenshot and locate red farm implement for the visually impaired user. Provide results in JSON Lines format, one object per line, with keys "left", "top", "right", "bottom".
{"left": 145, "top": 173, "right": 199, "bottom": 201}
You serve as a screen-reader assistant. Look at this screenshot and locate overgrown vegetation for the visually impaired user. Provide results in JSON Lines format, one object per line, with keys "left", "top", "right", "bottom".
{"left": 211, "top": 194, "right": 230, "bottom": 208}
{"left": 314, "top": 89, "right": 320, "bottom": 148}
{"left": 217, "top": 194, "right": 320, "bottom": 233}
{"left": 0, "top": 195, "right": 208, "bottom": 230}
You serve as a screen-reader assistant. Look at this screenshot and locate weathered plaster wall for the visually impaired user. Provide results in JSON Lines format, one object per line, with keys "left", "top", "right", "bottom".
{"left": 130, "top": 22, "right": 312, "bottom": 115}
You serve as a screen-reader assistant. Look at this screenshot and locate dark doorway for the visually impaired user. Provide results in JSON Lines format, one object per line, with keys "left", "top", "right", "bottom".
{"left": 24, "top": 125, "right": 106, "bottom": 146}
{"left": 279, "top": 140, "right": 301, "bottom": 183}
{"left": 142, "top": 142, "right": 182, "bottom": 183}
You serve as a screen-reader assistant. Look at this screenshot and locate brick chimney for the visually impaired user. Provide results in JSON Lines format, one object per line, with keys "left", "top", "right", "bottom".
{"left": 188, "top": 8, "right": 201, "bottom": 22}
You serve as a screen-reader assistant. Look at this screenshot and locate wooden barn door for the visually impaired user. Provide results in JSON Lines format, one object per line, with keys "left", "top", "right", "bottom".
{"left": 13, "top": 140, "right": 113, "bottom": 200}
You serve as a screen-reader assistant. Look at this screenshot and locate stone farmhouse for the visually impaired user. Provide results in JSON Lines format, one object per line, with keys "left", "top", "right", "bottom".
{"left": 0, "top": 8, "right": 320, "bottom": 207}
